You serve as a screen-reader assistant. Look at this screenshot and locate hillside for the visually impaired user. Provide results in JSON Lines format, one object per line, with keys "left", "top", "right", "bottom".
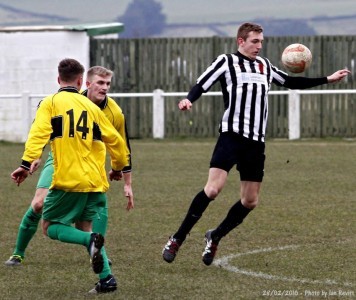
{"left": 1, "top": 0, "right": 356, "bottom": 36}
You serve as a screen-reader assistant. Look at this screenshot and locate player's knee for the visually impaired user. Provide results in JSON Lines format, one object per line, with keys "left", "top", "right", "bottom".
{"left": 204, "top": 185, "right": 220, "bottom": 199}
{"left": 42, "top": 222, "right": 50, "bottom": 236}
{"left": 32, "top": 199, "right": 44, "bottom": 213}
{"left": 31, "top": 190, "right": 47, "bottom": 213}
{"left": 242, "top": 197, "right": 258, "bottom": 209}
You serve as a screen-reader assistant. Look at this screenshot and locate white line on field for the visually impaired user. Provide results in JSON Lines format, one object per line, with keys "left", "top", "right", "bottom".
{"left": 214, "top": 245, "right": 354, "bottom": 287}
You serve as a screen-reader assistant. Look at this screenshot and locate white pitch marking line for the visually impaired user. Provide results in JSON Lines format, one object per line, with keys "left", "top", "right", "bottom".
{"left": 213, "top": 245, "right": 354, "bottom": 287}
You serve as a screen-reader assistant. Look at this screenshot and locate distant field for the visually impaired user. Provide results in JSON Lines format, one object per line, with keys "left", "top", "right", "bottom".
{"left": 0, "top": 138, "right": 355, "bottom": 299}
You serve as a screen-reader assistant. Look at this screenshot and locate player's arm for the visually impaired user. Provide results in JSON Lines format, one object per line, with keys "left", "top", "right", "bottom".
{"left": 22, "top": 100, "right": 52, "bottom": 165}
{"left": 118, "top": 116, "right": 134, "bottom": 210}
{"left": 99, "top": 111, "right": 129, "bottom": 172}
{"left": 111, "top": 107, "right": 134, "bottom": 210}
{"left": 282, "top": 76, "right": 328, "bottom": 90}
{"left": 12, "top": 98, "right": 52, "bottom": 185}
{"left": 272, "top": 67, "right": 350, "bottom": 89}
{"left": 178, "top": 84, "right": 203, "bottom": 110}
{"left": 115, "top": 112, "right": 132, "bottom": 172}
{"left": 179, "top": 55, "right": 227, "bottom": 110}
{"left": 326, "top": 69, "right": 350, "bottom": 83}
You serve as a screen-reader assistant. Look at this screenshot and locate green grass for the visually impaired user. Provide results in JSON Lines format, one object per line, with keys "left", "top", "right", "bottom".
{"left": 0, "top": 138, "right": 355, "bottom": 299}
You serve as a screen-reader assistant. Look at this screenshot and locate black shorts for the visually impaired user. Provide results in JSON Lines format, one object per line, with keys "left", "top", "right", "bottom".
{"left": 210, "top": 132, "right": 265, "bottom": 182}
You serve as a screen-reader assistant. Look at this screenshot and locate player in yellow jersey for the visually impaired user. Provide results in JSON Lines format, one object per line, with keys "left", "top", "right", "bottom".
{"left": 10, "top": 58, "right": 128, "bottom": 294}
{"left": 5, "top": 66, "right": 134, "bottom": 267}
{"left": 6, "top": 65, "right": 134, "bottom": 294}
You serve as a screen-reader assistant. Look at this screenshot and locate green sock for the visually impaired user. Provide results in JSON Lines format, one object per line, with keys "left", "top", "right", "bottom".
{"left": 47, "top": 223, "right": 112, "bottom": 278}
{"left": 99, "top": 246, "right": 111, "bottom": 279}
{"left": 47, "top": 223, "right": 91, "bottom": 246}
{"left": 92, "top": 207, "right": 113, "bottom": 278}
{"left": 92, "top": 207, "right": 108, "bottom": 236}
{"left": 13, "top": 206, "right": 41, "bottom": 258}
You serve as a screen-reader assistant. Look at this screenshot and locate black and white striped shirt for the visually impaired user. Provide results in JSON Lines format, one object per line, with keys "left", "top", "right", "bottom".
{"left": 187, "top": 51, "right": 327, "bottom": 142}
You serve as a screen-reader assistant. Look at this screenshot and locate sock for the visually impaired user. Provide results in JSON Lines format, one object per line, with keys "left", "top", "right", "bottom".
{"left": 92, "top": 207, "right": 108, "bottom": 236}
{"left": 13, "top": 206, "right": 41, "bottom": 258}
{"left": 47, "top": 223, "right": 112, "bottom": 279}
{"left": 92, "top": 207, "right": 112, "bottom": 279}
{"left": 47, "top": 223, "right": 91, "bottom": 246}
{"left": 99, "top": 246, "right": 111, "bottom": 280}
{"left": 173, "top": 190, "right": 213, "bottom": 242}
{"left": 211, "top": 200, "right": 252, "bottom": 243}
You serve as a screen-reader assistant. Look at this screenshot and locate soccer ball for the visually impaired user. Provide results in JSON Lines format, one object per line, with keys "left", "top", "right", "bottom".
{"left": 281, "top": 43, "right": 312, "bottom": 73}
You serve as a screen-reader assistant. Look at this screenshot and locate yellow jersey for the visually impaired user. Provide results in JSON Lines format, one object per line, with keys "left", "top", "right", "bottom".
{"left": 21, "top": 87, "right": 129, "bottom": 192}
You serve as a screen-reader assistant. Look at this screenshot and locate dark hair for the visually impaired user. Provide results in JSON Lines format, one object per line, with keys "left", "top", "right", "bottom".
{"left": 237, "top": 22, "right": 263, "bottom": 40}
{"left": 58, "top": 58, "right": 84, "bottom": 82}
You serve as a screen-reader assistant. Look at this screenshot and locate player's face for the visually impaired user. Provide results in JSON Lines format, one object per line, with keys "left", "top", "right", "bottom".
{"left": 238, "top": 31, "right": 264, "bottom": 60}
{"left": 86, "top": 75, "right": 112, "bottom": 104}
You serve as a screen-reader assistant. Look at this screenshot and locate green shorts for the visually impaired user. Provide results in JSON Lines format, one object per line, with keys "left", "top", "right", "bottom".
{"left": 42, "top": 189, "right": 106, "bottom": 225}
{"left": 36, "top": 151, "right": 54, "bottom": 189}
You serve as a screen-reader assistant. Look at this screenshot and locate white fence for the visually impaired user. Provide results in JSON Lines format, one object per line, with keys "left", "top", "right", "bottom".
{"left": 1, "top": 89, "right": 355, "bottom": 142}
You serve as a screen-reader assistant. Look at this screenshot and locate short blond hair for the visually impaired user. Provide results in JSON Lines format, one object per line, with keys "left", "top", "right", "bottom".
{"left": 86, "top": 66, "right": 113, "bottom": 81}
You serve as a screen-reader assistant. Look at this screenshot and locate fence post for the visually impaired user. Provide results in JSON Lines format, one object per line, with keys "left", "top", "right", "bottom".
{"left": 153, "top": 89, "right": 165, "bottom": 139}
{"left": 21, "top": 91, "right": 31, "bottom": 143}
{"left": 288, "top": 90, "right": 301, "bottom": 140}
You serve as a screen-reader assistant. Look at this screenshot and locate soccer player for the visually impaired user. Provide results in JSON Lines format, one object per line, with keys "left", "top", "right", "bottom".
{"left": 5, "top": 66, "right": 134, "bottom": 273}
{"left": 162, "top": 22, "right": 350, "bottom": 266}
{"left": 10, "top": 58, "right": 129, "bottom": 293}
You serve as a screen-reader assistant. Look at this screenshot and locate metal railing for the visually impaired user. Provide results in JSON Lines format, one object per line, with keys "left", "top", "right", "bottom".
{"left": 109, "top": 89, "right": 356, "bottom": 140}
{"left": 1, "top": 89, "right": 356, "bottom": 142}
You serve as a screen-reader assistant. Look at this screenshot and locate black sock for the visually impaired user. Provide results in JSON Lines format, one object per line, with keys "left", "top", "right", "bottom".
{"left": 211, "top": 200, "right": 252, "bottom": 243}
{"left": 173, "top": 190, "right": 213, "bottom": 241}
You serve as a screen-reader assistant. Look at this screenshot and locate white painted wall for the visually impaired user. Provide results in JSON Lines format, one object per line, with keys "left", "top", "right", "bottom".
{"left": 0, "top": 30, "right": 90, "bottom": 142}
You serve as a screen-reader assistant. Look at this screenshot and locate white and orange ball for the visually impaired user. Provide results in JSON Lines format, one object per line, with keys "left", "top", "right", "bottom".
{"left": 281, "top": 43, "right": 312, "bottom": 73}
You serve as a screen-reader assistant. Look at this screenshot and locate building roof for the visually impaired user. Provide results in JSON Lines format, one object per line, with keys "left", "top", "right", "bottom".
{"left": 0, "top": 22, "right": 124, "bottom": 36}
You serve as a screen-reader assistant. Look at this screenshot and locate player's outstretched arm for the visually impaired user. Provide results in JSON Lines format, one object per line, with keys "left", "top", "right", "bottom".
{"left": 327, "top": 69, "right": 351, "bottom": 83}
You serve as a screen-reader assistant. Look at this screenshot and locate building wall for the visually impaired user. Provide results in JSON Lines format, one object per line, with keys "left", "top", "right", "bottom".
{"left": 0, "top": 30, "right": 90, "bottom": 142}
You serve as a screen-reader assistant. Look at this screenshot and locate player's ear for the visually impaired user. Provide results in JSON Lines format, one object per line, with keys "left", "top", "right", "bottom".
{"left": 77, "top": 76, "right": 83, "bottom": 87}
{"left": 237, "top": 37, "right": 244, "bottom": 46}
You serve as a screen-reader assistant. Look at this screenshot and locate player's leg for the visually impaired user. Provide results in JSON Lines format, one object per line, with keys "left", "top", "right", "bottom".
{"left": 43, "top": 190, "right": 107, "bottom": 275}
{"left": 162, "top": 168, "right": 228, "bottom": 263}
{"left": 76, "top": 199, "right": 113, "bottom": 267}
{"left": 174, "top": 167, "right": 227, "bottom": 242}
{"left": 46, "top": 221, "right": 105, "bottom": 272}
{"left": 202, "top": 136, "right": 265, "bottom": 265}
{"left": 84, "top": 192, "right": 117, "bottom": 294}
{"left": 90, "top": 195, "right": 114, "bottom": 266}
{"left": 92, "top": 194, "right": 108, "bottom": 236}
{"left": 5, "top": 153, "right": 53, "bottom": 266}
{"left": 4, "top": 188, "right": 48, "bottom": 266}
{"left": 202, "top": 181, "right": 261, "bottom": 265}
{"left": 162, "top": 132, "right": 233, "bottom": 263}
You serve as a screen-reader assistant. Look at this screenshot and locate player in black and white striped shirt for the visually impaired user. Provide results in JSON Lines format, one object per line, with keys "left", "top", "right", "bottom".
{"left": 162, "top": 22, "right": 350, "bottom": 266}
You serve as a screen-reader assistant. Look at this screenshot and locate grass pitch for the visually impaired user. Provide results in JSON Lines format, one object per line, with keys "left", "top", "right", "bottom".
{"left": 0, "top": 138, "right": 355, "bottom": 299}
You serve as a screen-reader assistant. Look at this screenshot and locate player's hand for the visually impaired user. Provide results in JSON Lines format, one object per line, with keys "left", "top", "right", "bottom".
{"left": 327, "top": 69, "right": 351, "bottom": 83}
{"left": 124, "top": 184, "right": 134, "bottom": 211}
{"left": 11, "top": 167, "right": 29, "bottom": 186}
{"left": 30, "top": 158, "right": 42, "bottom": 175}
{"left": 109, "top": 169, "right": 123, "bottom": 181}
{"left": 178, "top": 98, "right": 192, "bottom": 111}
